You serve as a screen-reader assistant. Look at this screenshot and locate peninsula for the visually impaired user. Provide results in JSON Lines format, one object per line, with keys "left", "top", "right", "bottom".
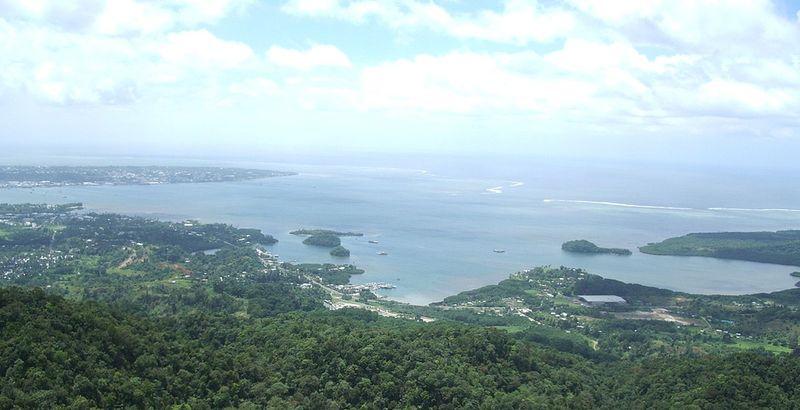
{"left": 640, "top": 230, "right": 800, "bottom": 266}
{"left": 562, "top": 239, "right": 632, "bottom": 256}
{"left": 291, "top": 228, "right": 363, "bottom": 237}
{"left": 0, "top": 165, "right": 295, "bottom": 188}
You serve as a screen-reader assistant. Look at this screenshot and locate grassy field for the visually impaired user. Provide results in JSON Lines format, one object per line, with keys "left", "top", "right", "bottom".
{"left": 732, "top": 340, "right": 792, "bottom": 353}
{"left": 107, "top": 267, "right": 151, "bottom": 277}
{"left": 494, "top": 325, "right": 528, "bottom": 333}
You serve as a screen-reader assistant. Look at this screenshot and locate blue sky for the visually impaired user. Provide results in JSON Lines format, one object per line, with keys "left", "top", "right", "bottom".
{"left": 1, "top": 0, "right": 799, "bottom": 165}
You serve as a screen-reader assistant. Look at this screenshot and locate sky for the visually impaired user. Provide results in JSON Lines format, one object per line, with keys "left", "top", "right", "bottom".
{"left": 1, "top": 0, "right": 799, "bottom": 166}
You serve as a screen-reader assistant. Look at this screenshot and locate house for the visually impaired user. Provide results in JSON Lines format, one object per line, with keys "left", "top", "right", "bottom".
{"left": 578, "top": 295, "right": 627, "bottom": 306}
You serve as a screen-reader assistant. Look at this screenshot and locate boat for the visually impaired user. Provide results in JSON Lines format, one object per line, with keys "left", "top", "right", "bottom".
{"left": 493, "top": 249, "right": 506, "bottom": 253}
{"left": 378, "top": 251, "right": 388, "bottom": 256}
{"left": 368, "top": 240, "right": 379, "bottom": 244}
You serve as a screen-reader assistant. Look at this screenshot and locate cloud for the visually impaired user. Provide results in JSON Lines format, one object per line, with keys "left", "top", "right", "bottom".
{"left": 92, "top": 0, "right": 174, "bottom": 35}
{"left": 0, "top": 19, "right": 257, "bottom": 104}
{"left": 228, "top": 77, "right": 280, "bottom": 97}
{"left": 172, "top": 0, "right": 253, "bottom": 26}
{"left": 0, "top": 0, "right": 259, "bottom": 105}
{"left": 280, "top": 0, "right": 800, "bottom": 132}
{"left": 158, "top": 30, "right": 255, "bottom": 70}
{"left": 358, "top": 51, "right": 594, "bottom": 113}
{"left": 307, "top": 38, "right": 797, "bottom": 133}
{"left": 410, "top": 0, "right": 576, "bottom": 44}
{"left": 282, "top": 0, "right": 575, "bottom": 44}
{"left": 1, "top": 0, "right": 799, "bottom": 146}
{"left": 267, "top": 44, "right": 352, "bottom": 70}
{"left": 0, "top": 18, "right": 142, "bottom": 104}
{"left": 0, "top": 0, "right": 252, "bottom": 34}
{"left": 567, "top": 0, "right": 799, "bottom": 53}
{"left": 695, "top": 79, "right": 796, "bottom": 116}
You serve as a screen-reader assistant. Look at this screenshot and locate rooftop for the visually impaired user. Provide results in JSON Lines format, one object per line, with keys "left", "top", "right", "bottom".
{"left": 578, "top": 295, "right": 627, "bottom": 304}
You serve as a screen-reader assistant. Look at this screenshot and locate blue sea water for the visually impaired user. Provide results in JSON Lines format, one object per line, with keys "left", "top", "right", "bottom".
{"left": 1, "top": 156, "right": 799, "bottom": 304}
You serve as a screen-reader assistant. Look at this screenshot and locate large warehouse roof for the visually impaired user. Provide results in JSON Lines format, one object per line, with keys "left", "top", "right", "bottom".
{"left": 578, "top": 295, "right": 627, "bottom": 304}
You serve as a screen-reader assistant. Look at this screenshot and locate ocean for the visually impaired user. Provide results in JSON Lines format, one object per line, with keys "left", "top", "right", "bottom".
{"left": 2, "top": 156, "right": 799, "bottom": 304}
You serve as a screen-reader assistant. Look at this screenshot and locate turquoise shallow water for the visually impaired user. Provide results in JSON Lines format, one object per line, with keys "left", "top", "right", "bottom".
{"left": 1, "top": 159, "right": 799, "bottom": 304}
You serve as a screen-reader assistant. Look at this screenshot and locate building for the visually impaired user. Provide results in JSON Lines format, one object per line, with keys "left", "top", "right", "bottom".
{"left": 578, "top": 295, "right": 627, "bottom": 306}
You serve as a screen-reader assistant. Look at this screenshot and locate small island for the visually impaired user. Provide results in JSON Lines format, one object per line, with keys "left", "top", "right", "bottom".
{"left": 303, "top": 233, "right": 341, "bottom": 247}
{"left": 562, "top": 240, "right": 632, "bottom": 256}
{"left": 291, "top": 229, "right": 363, "bottom": 237}
{"left": 330, "top": 246, "right": 351, "bottom": 257}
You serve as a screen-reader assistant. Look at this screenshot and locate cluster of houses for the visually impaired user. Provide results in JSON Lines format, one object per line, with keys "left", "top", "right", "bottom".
{"left": 0, "top": 250, "right": 74, "bottom": 281}
{"left": 331, "top": 282, "right": 396, "bottom": 295}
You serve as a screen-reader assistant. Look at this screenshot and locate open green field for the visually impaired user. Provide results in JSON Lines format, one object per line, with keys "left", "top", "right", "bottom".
{"left": 732, "top": 340, "right": 792, "bottom": 353}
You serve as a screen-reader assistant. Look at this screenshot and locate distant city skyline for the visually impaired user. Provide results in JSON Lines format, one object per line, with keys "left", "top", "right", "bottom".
{"left": 1, "top": 0, "right": 799, "bottom": 166}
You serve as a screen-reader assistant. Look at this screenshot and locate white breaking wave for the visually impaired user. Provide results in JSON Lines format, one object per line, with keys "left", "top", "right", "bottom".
{"left": 486, "top": 186, "right": 504, "bottom": 194}
{"left": 543, "top": 199, "right": 692, "bottom": 210}
{"left": 708, "top": 207, "right": 800, "bottom": 213}
{"left": 509, "top": 181, "right": 525, "bottom": 187}
{"left": 542, "top": 199, "right": 800, "bottom": 213}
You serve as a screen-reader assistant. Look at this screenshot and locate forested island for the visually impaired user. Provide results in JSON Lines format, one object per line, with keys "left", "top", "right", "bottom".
{"left": 0, "top": 165, "right": 294, "bottom": 188}
{"left": 640, "top": 230, "right": 800, "bottom": 266}
{"left": 294, "top": 229, "right": 360, "bottom": 257}
{"left": 302, "top": 233, "right": 342, "bottom": 247}
{"left": 562, "top": 239, "right": 632, "bottom": 256}
{"left": 329, "top": 245, "right": 350, "bottom": 257}
{"left": 3, "top": 203, "right": 800, "bottom": 407}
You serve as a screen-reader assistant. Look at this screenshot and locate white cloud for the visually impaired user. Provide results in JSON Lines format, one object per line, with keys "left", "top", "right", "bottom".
{"left": 0, "top": 0, "right": 252, "bottom": 34}
{"left": 1, "top": 0, "right": 800, "bottom": 146}
{"left": 695, "top": 79, "right": 795, "bottom": 115}
{"left": 418, "top": 0, "right": 575, "bottom": 44}
{"left": 0, "top": 0, "right": 259, "bottom": 105}
{"left": 358, "top": 52, "right": 585, "bottom": 113}
{"left": 0, "top": 18, "right": 257, "bottom": 104}
{"left": 267, "top": 44, "right": 352, "bottom": 70}
{"left": 0, "top": 18, "right": 144, "bottom": 104}
{"left": 568, "top": 0, "right": 800, "bottom": 53}
{"left": 229, "top": 77, "right": 279, "bottom": 97}
{"left": 280, "top": 0, "right": 800, "bottom": 137}
{"left": 282, "top": 0, "right": 395, "bottom": 22}
{"left": 158, "top": 30, "right": 255, "bottom": 69}
{"left": 93, "top": 0, "right": 174, "bottom": 35}
{"left": 172, "top": 0, "right": 253, "bottom": 25}
{"left": 282, "top": 0, "right": 575, "bottom": 44}
{"left": 311, "top": 37, "right": 797, "bottom": 127}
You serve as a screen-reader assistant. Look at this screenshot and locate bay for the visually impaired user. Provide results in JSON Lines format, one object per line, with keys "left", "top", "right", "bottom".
{"left": 1, "top": 158, "right": 798, "bottom": 304}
